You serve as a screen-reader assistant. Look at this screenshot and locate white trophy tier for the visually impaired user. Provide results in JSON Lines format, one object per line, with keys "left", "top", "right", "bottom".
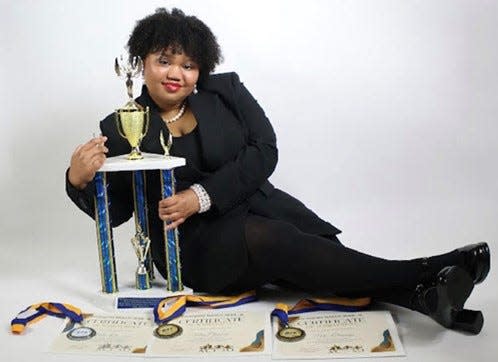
{"left": 98, "top": 153, "right": 186, "bottom": 172}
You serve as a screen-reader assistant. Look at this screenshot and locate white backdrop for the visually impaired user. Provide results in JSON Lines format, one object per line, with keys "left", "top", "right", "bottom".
{"left": 1, "top": 1, "right": 497, "bottom": 361}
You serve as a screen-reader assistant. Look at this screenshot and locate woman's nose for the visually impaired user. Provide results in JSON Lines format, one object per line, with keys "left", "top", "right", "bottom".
{"left": 166, "top": 65, "right": 181, "bottom": 80}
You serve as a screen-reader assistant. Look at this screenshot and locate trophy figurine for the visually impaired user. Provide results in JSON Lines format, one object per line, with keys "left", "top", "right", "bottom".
{"left": 131, "top": 227, "right": 152, "bottom": 290}
{"left": 115, "top": 54, "right": 149, "bottom": 160}
{"left": 160, "top": 129, "right": 173, "bottom": 157}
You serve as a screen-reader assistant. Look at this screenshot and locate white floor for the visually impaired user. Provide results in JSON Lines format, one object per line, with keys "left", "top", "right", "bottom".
{"left": 1, "top": 220, "right": 496, "bottom": 362}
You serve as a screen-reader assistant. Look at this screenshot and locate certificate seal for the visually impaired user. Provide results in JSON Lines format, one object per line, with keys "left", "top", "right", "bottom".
{"left": 154, "top": 323, "right": 183, "bottom": 339}
{"left": 276, "top": 326, "right": 305, "bottom": 342}
{"left": 66, "top": 326, "right": 96, "bottom": 341}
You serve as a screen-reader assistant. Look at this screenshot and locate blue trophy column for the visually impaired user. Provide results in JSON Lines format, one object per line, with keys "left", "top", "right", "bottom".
{"left": 160, "top": 169, "right": 183, "bottom": 292}
{"left": 94, "top": 171, "right": 118, "bottom": 293}
{"left": 132, "top": 170, "right": 153, "bottom": 289}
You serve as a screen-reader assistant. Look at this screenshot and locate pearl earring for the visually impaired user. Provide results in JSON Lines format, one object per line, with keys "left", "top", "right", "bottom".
{"left": 193, "top": 84, "right": 198, "bottom": 94}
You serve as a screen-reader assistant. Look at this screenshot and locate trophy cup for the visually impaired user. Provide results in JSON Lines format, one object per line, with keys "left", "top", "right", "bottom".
{"left": 114, "top": 55, "right": 149, "bottom": 160}
{"left": 131, "top": 228, "right": 152, "bottom": 290}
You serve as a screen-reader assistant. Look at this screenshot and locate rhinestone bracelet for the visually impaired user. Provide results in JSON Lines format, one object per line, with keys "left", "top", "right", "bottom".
{"left": 190, "top": 183, "right": 212, "bottom": 213}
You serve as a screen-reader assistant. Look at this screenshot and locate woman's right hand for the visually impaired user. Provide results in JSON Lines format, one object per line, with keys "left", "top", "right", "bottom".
{"left": 68, "top": 136, "right": 108, "bottom": 190}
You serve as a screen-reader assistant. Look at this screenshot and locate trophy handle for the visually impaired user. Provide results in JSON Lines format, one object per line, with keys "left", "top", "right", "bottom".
{"left": 141, "top": 107, "right": 150, "bottom": 140}
{"left": 114, "top": 112, "right": 127, "bottom": 139}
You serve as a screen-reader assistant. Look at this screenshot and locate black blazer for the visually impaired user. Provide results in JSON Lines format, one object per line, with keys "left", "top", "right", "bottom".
{"left": 67, "top": 72, "right": 341, "bottom": 293}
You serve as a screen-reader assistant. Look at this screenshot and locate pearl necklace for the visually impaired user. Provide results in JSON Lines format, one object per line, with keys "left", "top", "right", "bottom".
{"left": 164, "top": 102, "right": 186, "bottom": 124}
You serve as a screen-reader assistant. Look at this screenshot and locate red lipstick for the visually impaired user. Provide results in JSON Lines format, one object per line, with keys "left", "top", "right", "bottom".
{"left": 163, "top": 82, "right": 181, "bottom": 92}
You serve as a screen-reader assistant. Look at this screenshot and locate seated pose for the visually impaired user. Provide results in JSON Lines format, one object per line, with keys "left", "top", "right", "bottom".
{"left": 66, "top": 8, "right": 490, "bottom": 334}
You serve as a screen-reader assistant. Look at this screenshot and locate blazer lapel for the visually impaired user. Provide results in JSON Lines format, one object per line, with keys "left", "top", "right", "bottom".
{"left": 188, "top": 91, "right": 224, "bottom": 171}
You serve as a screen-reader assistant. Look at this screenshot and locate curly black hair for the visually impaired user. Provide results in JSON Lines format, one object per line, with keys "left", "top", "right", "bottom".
{"left": 127, "top": 8, "right": 222, "bottom": 82}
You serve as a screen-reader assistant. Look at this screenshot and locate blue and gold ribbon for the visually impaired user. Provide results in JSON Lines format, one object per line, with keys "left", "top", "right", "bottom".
{"left": 160, "top": 169, "right": 183, "bottom": 292}
{"left": 271, "top": 297, "right": 371, "bottom": 327}
{"left": 153, "top": 291, "right": 257, "bottom": 325}
{"left": 11, "top": 302, "right": 83, "bottom": 334}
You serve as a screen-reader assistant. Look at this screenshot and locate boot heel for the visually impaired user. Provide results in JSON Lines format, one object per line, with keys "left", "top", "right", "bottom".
{"left": 438, "top": 265, "right": 474, "bottom": 310}
{"left": 452, "top": 309, "right": 484, "bottom": 335}
{"left": 426, "top": 266, "right": 475, "bottom": 329}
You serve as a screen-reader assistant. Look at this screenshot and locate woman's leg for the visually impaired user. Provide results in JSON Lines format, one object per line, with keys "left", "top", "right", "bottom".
{"left": 236, "top": 214, "right": 485, "bottom": 334}
{"left": 241, "top": 214, "right": 464, "bottom": 296}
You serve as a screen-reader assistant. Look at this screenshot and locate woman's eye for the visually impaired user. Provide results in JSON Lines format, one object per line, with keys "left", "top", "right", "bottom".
{"left": 184, "top": 64, "right": 194, "bottom": 70}
{"left": 158, "top": 58, "right": 169, "bottom": 65}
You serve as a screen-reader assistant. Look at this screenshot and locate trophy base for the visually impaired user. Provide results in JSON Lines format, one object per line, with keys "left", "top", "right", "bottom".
{"left": 127, "top": 151, "right": 143, "bottom": 160}
{"left": 91, "top": 283, "right": 194, "bottom": 312}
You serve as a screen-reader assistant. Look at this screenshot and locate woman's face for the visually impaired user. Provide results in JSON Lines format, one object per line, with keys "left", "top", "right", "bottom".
{"left": 143, "top": 48, "right": 200, "bottom": 109}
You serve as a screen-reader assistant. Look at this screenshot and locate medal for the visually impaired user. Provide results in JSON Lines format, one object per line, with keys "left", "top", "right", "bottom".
{"left": 66, "top": 326, "right": 96, "bottom": 341}
{"left": 152, "top": 291, "right": 257, "bottom": 339}
{"left": 276, "top": 326, "right": 306, "bottom": 342}
{"left": 154, "top": 323, "right": 183, "bottom": 339}
{"left": 271, "top": 297, "right": 371, "bottom": 344}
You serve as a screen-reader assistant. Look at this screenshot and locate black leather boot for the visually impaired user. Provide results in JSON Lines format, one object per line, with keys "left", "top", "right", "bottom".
{"left": 454, "top": 242, "right": 490, "bottom": 284}
{"left": 412, "top": 265, "right": 483, "bottom": 334}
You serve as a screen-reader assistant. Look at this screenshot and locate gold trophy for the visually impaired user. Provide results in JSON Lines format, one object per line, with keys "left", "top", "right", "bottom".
{"left": 115, "top": 54, "right": 149, "bottom": 160}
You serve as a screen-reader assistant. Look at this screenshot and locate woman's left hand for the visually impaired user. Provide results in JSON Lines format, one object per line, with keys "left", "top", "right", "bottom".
{"left": 158, "top": 189, "right": 200, "bottom": 230}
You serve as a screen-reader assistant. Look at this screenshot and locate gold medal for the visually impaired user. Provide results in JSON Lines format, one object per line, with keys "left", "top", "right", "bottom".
{"left": 154, "top": 323, "right": 183, "bottom": 339}
{"left": 66, "top": 326, "right": 96, "bottom": 341}
{"left": 276, "top": 326, "right": 305, "bottom": 342}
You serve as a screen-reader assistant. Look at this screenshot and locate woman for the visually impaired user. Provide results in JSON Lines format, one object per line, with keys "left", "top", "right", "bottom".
{"left": 66, "top": 8, "right": 490, "bottom": 334}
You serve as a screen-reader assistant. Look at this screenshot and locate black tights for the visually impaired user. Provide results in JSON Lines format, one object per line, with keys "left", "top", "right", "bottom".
{"left": 223, "top": 214, "right": 463, "bottom": 309}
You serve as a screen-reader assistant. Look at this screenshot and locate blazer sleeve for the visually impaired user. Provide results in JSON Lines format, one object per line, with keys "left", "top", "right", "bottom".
{"left": 65, "top": 115, "right": 135, "bottom": 227}
{"left": 199, "top": 74, "right": 278, "bottom": 214}
{"left": 65, "top": 168, "right": 97, "bottom": 219}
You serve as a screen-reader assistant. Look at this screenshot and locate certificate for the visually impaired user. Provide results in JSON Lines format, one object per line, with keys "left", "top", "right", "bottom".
{"left": 49, "top": 313, "right": 154, "bottom": 356}
{"left": 272, "top": 310, "right": 405, "bottom": 359}
{"left": 49, "top": 310, "right": 269, "bottom": 357}
{"left": 148, "top": 310, "right": 269, "bottom": 356}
